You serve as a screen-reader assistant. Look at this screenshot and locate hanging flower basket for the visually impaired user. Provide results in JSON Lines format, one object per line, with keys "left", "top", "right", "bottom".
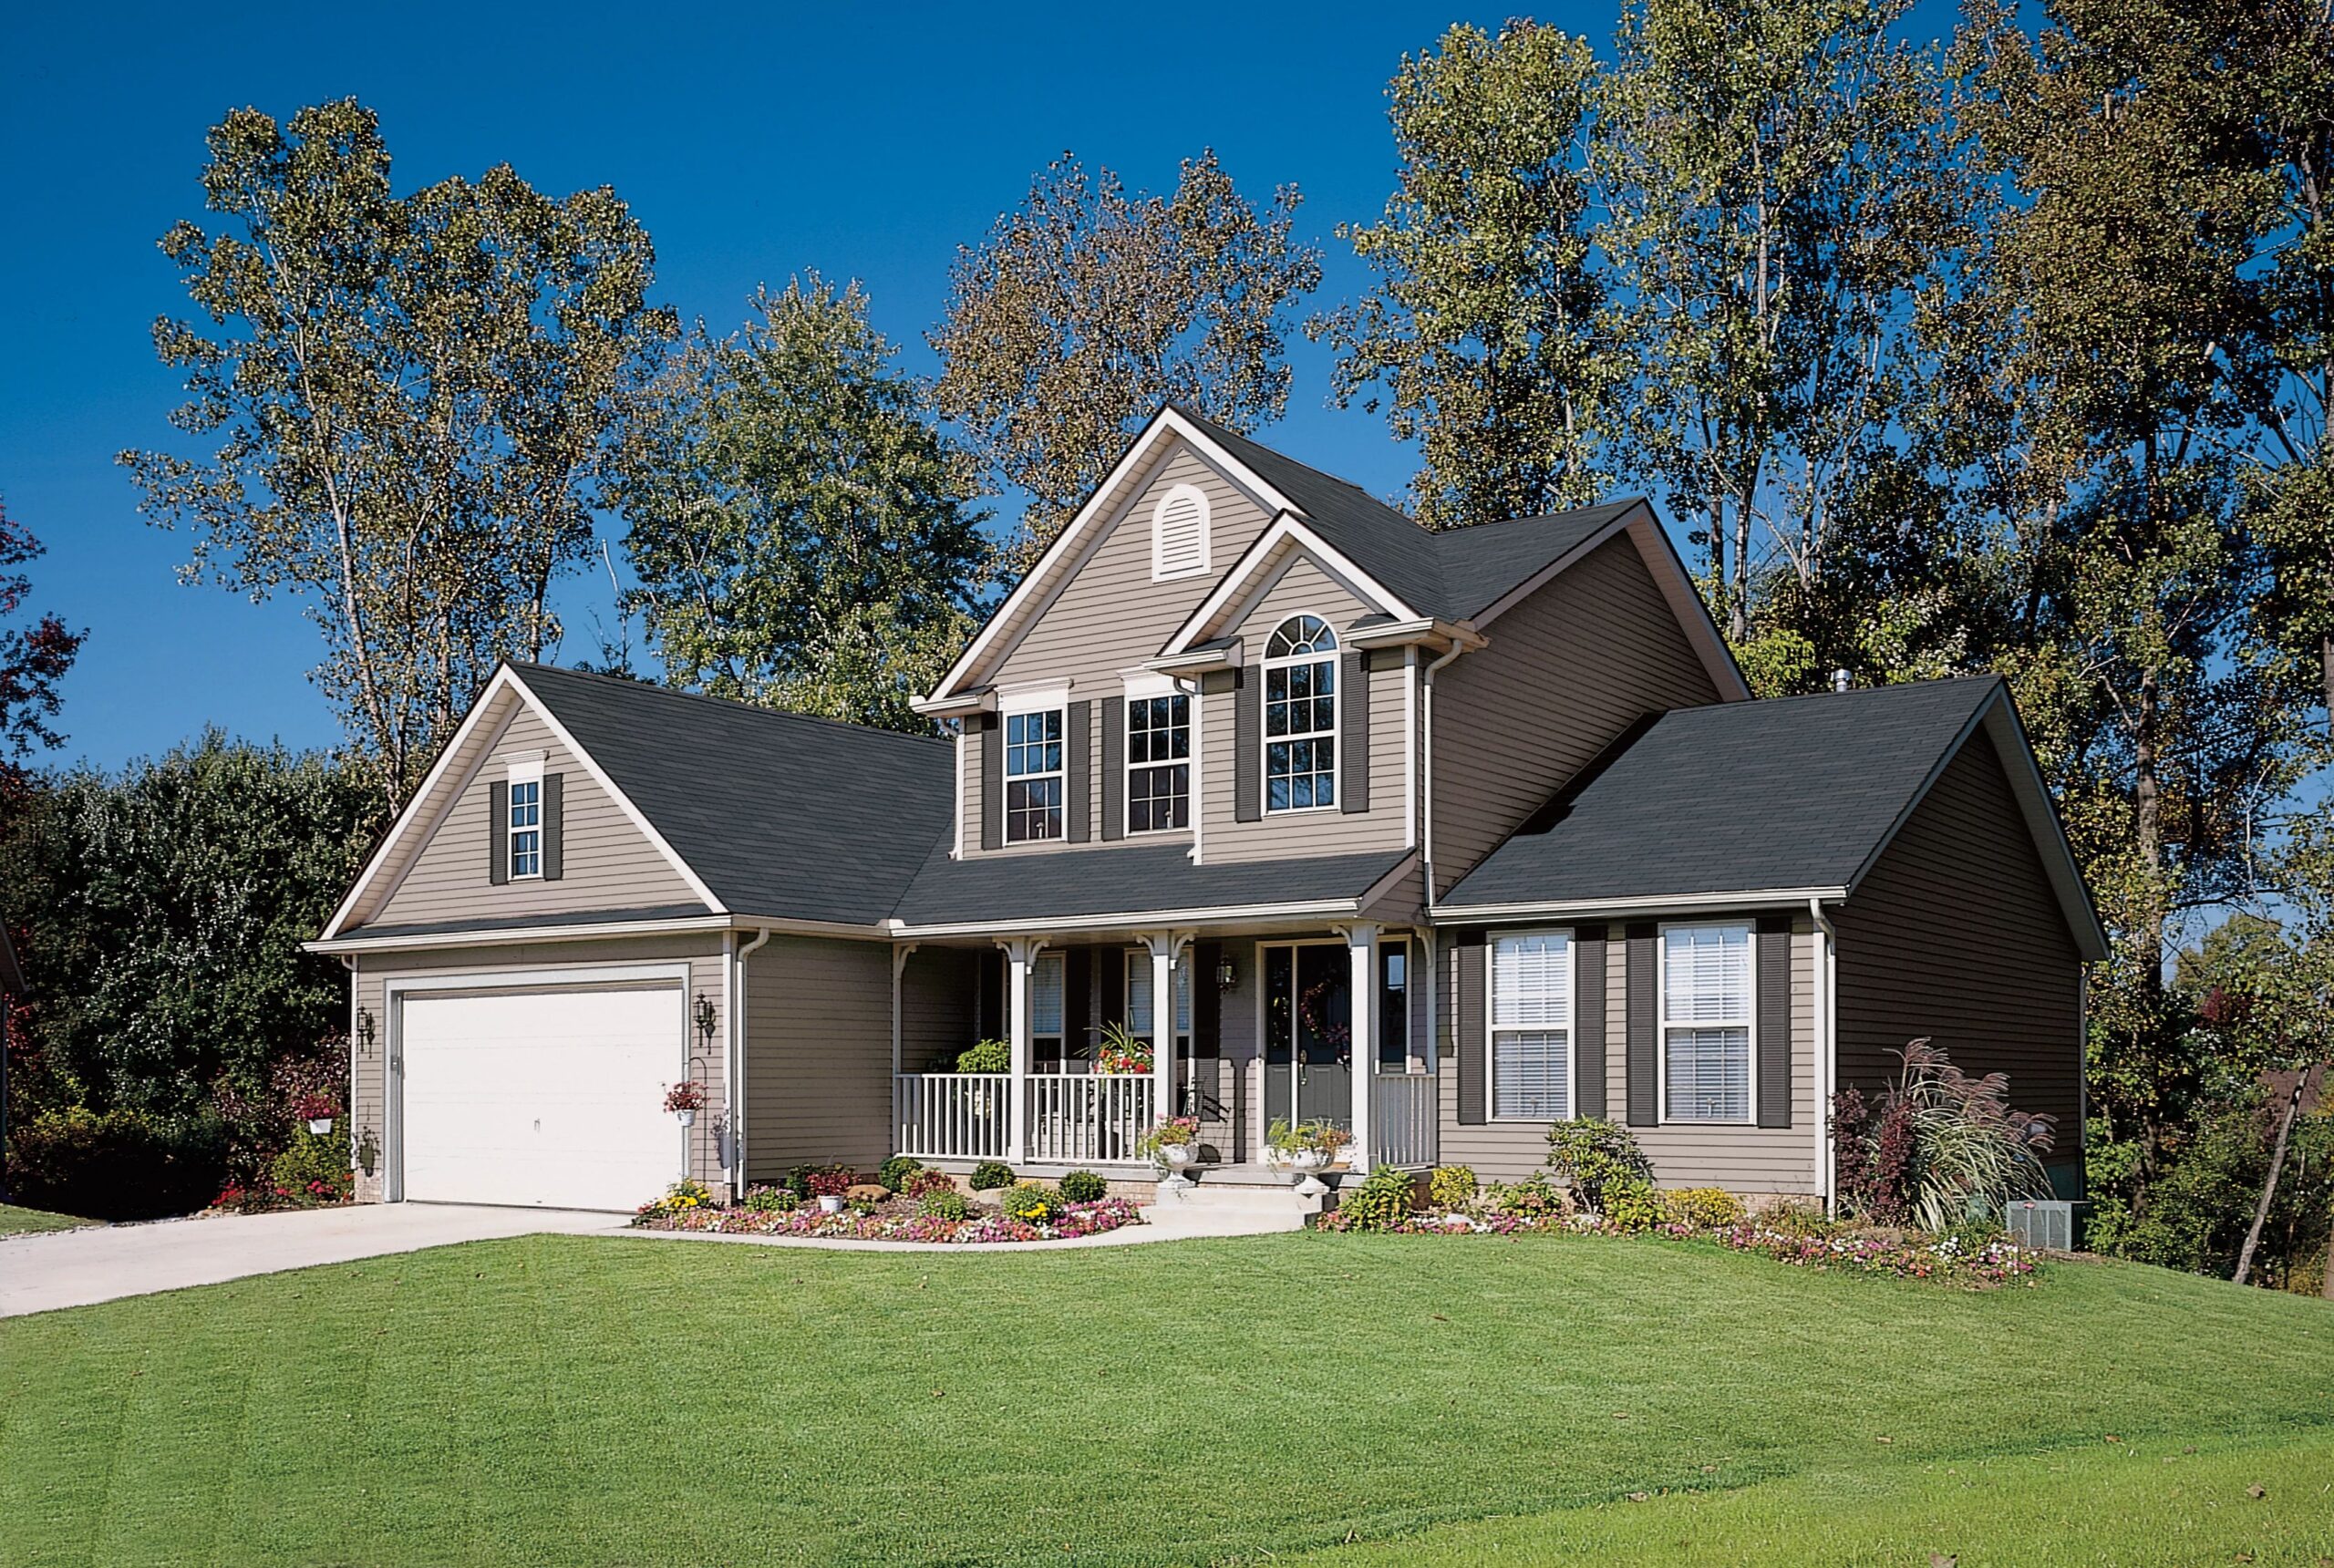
{"left": 291, "top": 1092, "right": 341, "bottom": 1139}
{"left": 663, "top": 1081, "right": 706, "bottom": 1127}
{"left": 306, "top": 1117, "right": 336, "bottom": 1136}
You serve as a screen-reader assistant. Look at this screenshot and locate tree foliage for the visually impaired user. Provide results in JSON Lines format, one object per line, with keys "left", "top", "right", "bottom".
{"left": 932, "top": 150, "right": 1322, "bottom": 560}
{"left": 119, "top": 99, "right": 676, "bottom": 810}
{"left": 607, "top": 276, "right": 992, "bottom": 731}
{"left": 0, "top": 496, "right": 86, "bottom": 790}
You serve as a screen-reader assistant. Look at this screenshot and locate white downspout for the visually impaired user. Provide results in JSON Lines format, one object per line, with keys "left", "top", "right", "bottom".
{"left": 1809, "top": 897, "right": 1837, "bottom": 1213}
{"left": 1420, "top": 638, "right": 1468, "bottom": 905}
{"left": 732, "top": 927, "right": 773, "bottom": 1196}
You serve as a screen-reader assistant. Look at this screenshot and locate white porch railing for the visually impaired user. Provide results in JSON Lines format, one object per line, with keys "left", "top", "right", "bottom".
{"left": 1027, "top": 1073, "right": 1154, "bottom": 1165}
{"left": 895, "top": 1073, "right": 1010, "bottom": 1161}
{"left": 1372, "top": 1073, "right": 1438, "bottom": 1168}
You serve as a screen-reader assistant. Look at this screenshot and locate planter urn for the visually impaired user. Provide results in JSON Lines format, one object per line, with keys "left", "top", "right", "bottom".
{"left": 817, "top": 1194, "right": 846, "bottom": 1214}
{"left": 1160, "top": 1142, "right": 1196, "bottom": 1171}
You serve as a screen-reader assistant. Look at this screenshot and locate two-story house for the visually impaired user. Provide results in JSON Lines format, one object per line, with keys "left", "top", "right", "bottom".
{"left": 308, "top": 405, "right": 2106, "bottom": 1213}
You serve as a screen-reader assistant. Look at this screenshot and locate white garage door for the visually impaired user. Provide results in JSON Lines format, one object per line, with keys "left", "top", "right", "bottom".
{"left": 398, "top": 984, "right": 685, "bottom": 1212}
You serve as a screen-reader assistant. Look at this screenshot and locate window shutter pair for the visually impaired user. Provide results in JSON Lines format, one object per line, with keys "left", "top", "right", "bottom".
{"left": 1617, "top": 918, "right": 1792, "bottom": 1128}
{"left": 484, "top": 774, "right": 563, "bottom": 883}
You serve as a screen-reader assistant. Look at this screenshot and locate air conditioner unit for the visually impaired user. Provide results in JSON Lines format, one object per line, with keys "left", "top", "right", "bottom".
{"left": 2004, "top": 1200, "right": 2078, "bottom": 1251}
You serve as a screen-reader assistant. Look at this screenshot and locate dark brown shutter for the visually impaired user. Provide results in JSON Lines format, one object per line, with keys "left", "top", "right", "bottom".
{"left": 1574, "top": 924, "right": 1607, "bottom": 1119}
{"left": 1758, "top": 916, "right": 1792, "bottom": 1128}
{"left": 1193, "top": 942, "right": 1222, "bottom": 1057}
{"left": 488, "top": 780, "right": 509, "bottom": 885}
{"left": 979, "top": 717, "right": 1001, "bottom": 851}
{"left": 1233, "top": 668, "right": 1261, "bottom": 823}
{"left": 1099, "top": 946, "right": 1126, "bottom": 1036}
{"left": 1625, "top": 923, "right": 1658, "bottom": 1126}
{"left": 1339, "top": 649, "right": 1368, "bottom": 814}
{"left": 1065, "top": 948, "right": 1090, "bottom": 1064}
{"left": 1067, "top": 700, "right": 1091, "bottom": 842}
{"left": 1454, "top": 934, "right": 1486, "bottom": 1125}
{"left": 1100, "top": 696, "right": 1125, "bottom": 841}
{"left": 541, "top": 773, "right": 564, "bottom": 882}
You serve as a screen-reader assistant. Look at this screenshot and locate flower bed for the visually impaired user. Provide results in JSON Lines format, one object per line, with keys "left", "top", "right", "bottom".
{"left": 634, "top": 1192, "right": 1144, "bottom": 1245}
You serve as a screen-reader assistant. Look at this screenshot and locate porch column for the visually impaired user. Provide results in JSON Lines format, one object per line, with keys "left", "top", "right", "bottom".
{"left": 890, "top": 944, "right": 916, "bottom": 1160}
{"left": 1341, "top": 923, "right": 1380, "bottom": 1171}
{"left": 1000, "top": 937, "right": 1046, "bottom": 1163}
{"left": 1139, "top": 931, "right": 1179, "bottom": 1130}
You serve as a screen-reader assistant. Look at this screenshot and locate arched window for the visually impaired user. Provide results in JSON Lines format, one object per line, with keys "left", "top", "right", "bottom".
{"left": 1262, "top": 615, "right": 1337, "bottom": 811}
{"left": 1151, "top": 482, "right": 1211, "bottom": 580}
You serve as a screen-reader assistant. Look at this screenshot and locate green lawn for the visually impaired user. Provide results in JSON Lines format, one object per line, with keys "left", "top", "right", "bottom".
{"left": 0, "top": 1202, "right": 97, "bottom": 1236}
{"left": 1, "top": 1230, "right": 2329, "bottom": 1567}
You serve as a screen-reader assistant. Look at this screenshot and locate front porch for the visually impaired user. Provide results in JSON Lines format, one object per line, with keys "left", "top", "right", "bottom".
{"left": 889, "top": 923, "right": 1440, "bottom": 1173}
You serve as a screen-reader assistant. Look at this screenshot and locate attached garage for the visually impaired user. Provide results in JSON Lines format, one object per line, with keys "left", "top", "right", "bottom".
{"left": 391, "top": 974, "right": 689, "bottom": 1212}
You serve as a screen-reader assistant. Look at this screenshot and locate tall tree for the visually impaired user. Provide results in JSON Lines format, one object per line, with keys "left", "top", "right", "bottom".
{"left": 120, "top": 100, "right": 676, "bottom": 811}
{"left": 607, "top": 277, "right": 992, "bottom": 732}
{"left": 1317, "top": 22, "right": 1627, "bottom": 528}
{"left": 932, "top": 150, "right": 1321, "bottom": 560}
{"left": 1596, "top": 0, "right": 1967, "bottom": 681}
{"left": 0, "top": 496, "right": 86, "bottom": 796}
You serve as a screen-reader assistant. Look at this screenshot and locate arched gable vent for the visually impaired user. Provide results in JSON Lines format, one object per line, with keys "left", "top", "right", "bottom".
{"left": 1151, "top": 482, "right": 1212, "bottom": 581}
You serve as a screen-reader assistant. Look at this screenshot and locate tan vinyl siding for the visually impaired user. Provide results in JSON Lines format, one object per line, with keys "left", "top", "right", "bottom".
{"left": 1833, "top": 735, "right": 2084, "bottom": 1149}
{"left": 1429, "top": 531, "right": 1721, "bottom": 898}
{"left": 365, "top": 702, "right": 697, "bottom": 930}
{"left": 900, "top": 946, "right": 980, "bottom": 1073}
{"left": 1204, "top": 554, "right": 1410, "bottom": 862}
{"left": 348, "top": 935, "right": 728, "bottom": 1203}
{"left": 744, "top": 936, "right": 893, "bottom": 1176}
{"left": 1436, "top": 920, "right": 1821, "bottom": 1192}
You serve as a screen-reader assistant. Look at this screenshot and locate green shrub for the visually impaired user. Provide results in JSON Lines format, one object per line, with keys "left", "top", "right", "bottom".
{"left": 1058, "top": 1170, "right": 1109, "bottom": 1204}
{"left": 876, "top": 1155, "right": 922, "bottom": 1193}
{"left": 1428, "top": 1165, "right": 1477, "bottom": 1209}
{"left": 920, "top": 1189, "right": 974, "bottom": 1221}
{"left": 904, "top": 1167, "right": 957, "bottom": 1199}
{"left": 781, "top": 1164, "right": 817, "bottom": 1200}
{"left": 743, "top": 1185, "right": 796, "bottom": 1212}
{"left": 265, "top": 1127, "right": 350, "bottom": 1202}
{"left": 1751, "top": 1198, "right": 1839, "bottom": 1239}
{"left": 1599, "top": 1178, "right": 1667, "bottom": 1233}
{"left": 1335, "top": 1166, "right": 1420, "bottom": 1232}
{"left": 1661, "top": 1186, "right": 1747, "bottom": 1230}
{"left": 7, "top": 1105, "right": 227, "bottom": 1221}
{"left": 956, "top": 1038, "right": 1010, "bottom": 1073}
{"left": 1485, "top": 1172, "right": 1572, "bottom": 1219}
{"left": 999, "top": 1181, "right": 1064, "bottom": 1223}
{"left": 968, "top": 1159, "right": 1014, "bottom": 1191}
{"left": 1545, "top": 1118, "right": 1654, "bottom": 1213}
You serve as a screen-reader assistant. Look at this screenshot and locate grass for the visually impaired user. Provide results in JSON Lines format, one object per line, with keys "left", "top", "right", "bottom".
{"left": 0, "top": 1228, "right": 2329, "bottom": 1567}
{"left": 0, "top": 1202, "right": 97, "bottom": 1236}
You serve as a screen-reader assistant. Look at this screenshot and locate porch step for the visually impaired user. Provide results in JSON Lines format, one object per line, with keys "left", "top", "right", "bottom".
{"left": 1142, "top": 1172, "right": 1324, "bottom": 1234}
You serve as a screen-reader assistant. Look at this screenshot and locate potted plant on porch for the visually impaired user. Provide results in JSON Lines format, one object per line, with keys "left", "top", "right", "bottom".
{"left": 1267, "top": 1119, "right": 1352, "bottom": 1177}
{"left": 1092, "top": 1023, "right": 1153, "bottom": 1077}
{"left": 663, "top": 1081, "right": 705, "bottom": 1128}
{"left": 1138, "top": 1115, "right": 1202, "bottom": 1173}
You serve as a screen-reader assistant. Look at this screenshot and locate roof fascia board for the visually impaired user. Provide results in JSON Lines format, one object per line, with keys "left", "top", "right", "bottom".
{"left": 307, "top": 910, "right": 888, "bottom": 956}
{"left": 1159, "top": 511, "right": 1420, "bottom": 656}
{"left": 319, "top": 667, "right": 526, "bottom": 940}
{"left": 888, "top": 893, "right": 1365, "bottom": 940}
{"left": 1430, "top": 887, "right": 1848, "bottom": 923}
{"left": 924, "top": 407, "right": 1302, "bottom": 703}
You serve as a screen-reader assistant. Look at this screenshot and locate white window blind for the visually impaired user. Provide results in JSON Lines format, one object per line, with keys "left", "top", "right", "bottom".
{"left": 1124, "top": 954, "right": 1192, "bottom": 1039}
{"left": 1491, "top": 932, "right": 1571, "bottom": 1119}
{"left": 1662, "top": 924, "right": 1752, "bottom": 1122}
{"left": 1030, "top": 953, "right": 1065, "bottom": 1037}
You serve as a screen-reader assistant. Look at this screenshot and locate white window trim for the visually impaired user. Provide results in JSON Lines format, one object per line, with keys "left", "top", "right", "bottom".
{"left": 1378, "top": 934, "right": 1423, "bottom": 1077}
{"left": 1261, "top": 614, "right": 1339, "bottom": 817}
{"left": 1657, "top": 920, "right": 1757, "bottom": 1127}
{"left": 1000, "top": 703, "right": 1068, "bottom": 845}
{"left": 1151, "top": 481, "right": 1213, "bottom": 582}
{"left": 1485, "top": 928, "right": 1575, "bottom": 1121}
{"left": 1124, "top": 688, "right": 1192, "bottom": 836}
{"left": 505, "top": 756, "right": 545, "bottom": 882}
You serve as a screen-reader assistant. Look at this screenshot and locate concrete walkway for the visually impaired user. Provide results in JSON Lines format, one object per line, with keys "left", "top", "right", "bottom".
{"left": 0, "top": 1203, "right": 623, "bottom": 1318}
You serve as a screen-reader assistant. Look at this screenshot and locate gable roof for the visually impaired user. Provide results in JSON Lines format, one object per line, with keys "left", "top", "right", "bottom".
{"left": 1436, "top": 676, "right": 2109, "bottom": 960}
{"left": 508, "top": 665, "right": 955, "bottom": 927}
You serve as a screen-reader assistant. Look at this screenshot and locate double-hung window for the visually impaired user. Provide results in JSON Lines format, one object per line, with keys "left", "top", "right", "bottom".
{"left": 1379, "top": 939, "right": 1411, "bottom": 1072}
{"left": 1127, "top": 694, "right": 1190, "bottom": 831}
{"left": 1123, "top": 952, "right": 1192, "bottom": 1056}
{"left": 1489, "top": 931, "right": 1571, "bottom": 1119}
{"left": 508, "top": 776, "right": 542, "bottom": 880}
{"left": 1661, "top": 923, "right": 1752, "bottom": 1122}
{"left": 1031, "top": 952, "right": 1066, "bottom": 1068}
{"left": 1003, "top": 708, "right": 1065, "bottom": 843}
{"left": 1263, "top": 614, "right": 1336, "bottom": 812}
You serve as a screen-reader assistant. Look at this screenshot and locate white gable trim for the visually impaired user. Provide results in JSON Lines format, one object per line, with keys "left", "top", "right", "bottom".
{"left": 921, "top": 407, "right": 1304, "bottom": 705}
{"left": 317, "top": 665, "right": 726, "bottom": 940}
{"left": 1159, "top": 511, "right": 1421, "bottom": 657}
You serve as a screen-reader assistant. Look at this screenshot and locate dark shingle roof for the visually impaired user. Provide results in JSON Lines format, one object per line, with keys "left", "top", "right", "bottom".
{"left": 893, "top": 843, "right": 1410, "bottom": 928}
{"left": 1172, "top": 406, "right": 1643, "bottom": 622}
{"left": 1440, "top": 678, "right": 2006, "bottom": 910}
{"left": 513, "top": 665, "right": 955, "bottom": 926}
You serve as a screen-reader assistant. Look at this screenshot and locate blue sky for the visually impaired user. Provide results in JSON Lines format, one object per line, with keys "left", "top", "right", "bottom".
{"left": 0, "top": 1, "right": 1956, "bottom": 772}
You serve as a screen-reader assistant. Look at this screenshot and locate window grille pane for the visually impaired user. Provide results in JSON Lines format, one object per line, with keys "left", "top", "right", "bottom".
{"left": 1030, "top": 954, "right": 1064, "bottom": 1037}
{"left": 1129, "top": 763, "right": 1188, "bottom": 830}
{"left": 1664, "top": 924, "right": 1750, "bottom": 1023}
{"left": 1493, "top": 1030, "right": 1569, "bottom": 1119}
{"left": 1492, "top": 933, "right": 1570, "bottom": 1028}
{"left": 1665, "top": 1026, "right": 1750, "bottom": 1120}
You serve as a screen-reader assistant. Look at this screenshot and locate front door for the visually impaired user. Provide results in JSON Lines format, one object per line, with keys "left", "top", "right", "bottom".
{"left": 1261, "top": 942, "right": 1351, "bottom": 1152}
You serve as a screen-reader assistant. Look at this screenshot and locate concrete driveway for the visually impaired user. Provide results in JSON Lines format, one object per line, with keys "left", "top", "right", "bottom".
{"left": 0, "top": 1203, "right": 624, "bottom": 1318}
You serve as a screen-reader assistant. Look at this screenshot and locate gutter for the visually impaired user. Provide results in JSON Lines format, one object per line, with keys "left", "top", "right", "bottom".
{"left": 1429, "top": 886, "right": 1847, "bottom": 924}
{"left": 1809, "top": 896, "right": 1838, "bottom": 1214}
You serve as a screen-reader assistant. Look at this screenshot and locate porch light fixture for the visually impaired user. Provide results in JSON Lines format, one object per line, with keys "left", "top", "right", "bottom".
{"left": 693, "top": 993, "right": 718, "bottom": 1054}
{"left": 1214, "top": 953, "right": 1237, "bottom": 991}
{"left": 356, "top": 1008, "right": 377, "bottom": 1058}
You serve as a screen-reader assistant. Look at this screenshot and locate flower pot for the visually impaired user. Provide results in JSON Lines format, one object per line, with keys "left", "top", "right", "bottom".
{"left": 675, "top": 1109, "right": 697, "bottom": 1128}
{"left": 305, "top": 1118, "right": 335, "bottom": 1135}
{"left": 1286, "top": 1150, "right": 1327, "bottom": 1175}
{"left": 817, "top": 1194, "right": 845, "bottom": 1214}
{"left": 1160, "top": 1143, "right": 1196, "bottom": 1171}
